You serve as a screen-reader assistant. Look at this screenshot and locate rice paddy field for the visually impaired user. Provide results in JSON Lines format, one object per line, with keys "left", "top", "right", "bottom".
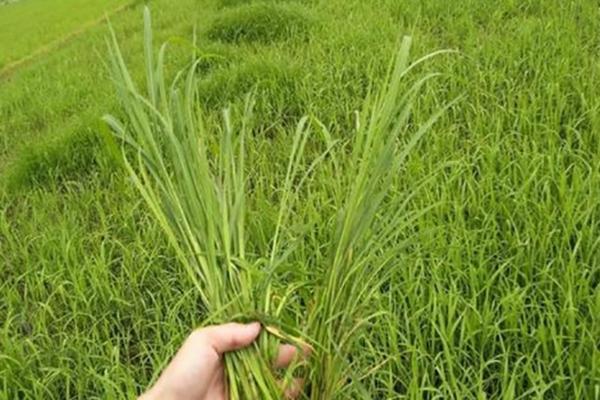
{"left": 1, "top": 0, "right": 599, "bottom": 399}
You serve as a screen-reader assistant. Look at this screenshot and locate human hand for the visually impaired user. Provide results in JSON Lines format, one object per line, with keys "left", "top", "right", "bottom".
{"left": 139, "top": 322, "right": 305, "bottom": 400}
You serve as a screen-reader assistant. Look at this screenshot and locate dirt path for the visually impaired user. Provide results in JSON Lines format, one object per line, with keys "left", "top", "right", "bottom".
{"left": 0, "top": 0, "right": 139, "bottom": 80}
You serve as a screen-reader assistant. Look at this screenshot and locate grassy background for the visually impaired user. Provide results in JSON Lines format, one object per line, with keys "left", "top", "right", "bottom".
{"left": 1, "top": 0, "right": 599, "bottom": 398}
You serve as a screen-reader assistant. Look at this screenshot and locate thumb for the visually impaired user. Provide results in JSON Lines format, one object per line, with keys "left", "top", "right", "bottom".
{"left": 199, "top": 322, "right": 261, "bottom": 354}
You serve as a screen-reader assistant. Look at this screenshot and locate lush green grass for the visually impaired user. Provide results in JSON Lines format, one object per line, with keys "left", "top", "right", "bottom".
{"left": 0, "top": 0, "right": 131, "bottom": 69}
{"left": 206, "top": 2, "right": 315, "bottom": 44}
{"left": 1, "top": 0, "right": 600, "bottom": 399}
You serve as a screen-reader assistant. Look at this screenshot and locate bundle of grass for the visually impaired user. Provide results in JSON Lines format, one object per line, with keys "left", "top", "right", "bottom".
{"left": 207, "top": 2, "right": 315, "bottom": 44}
{"left": 105, "top": 8, "right": 451, "bottom": 399}
{"left": 105, "top": 9, "right": 311, "bottom": 397}
{"left": 303, "top": 40, "right": 454, "bottom": 397}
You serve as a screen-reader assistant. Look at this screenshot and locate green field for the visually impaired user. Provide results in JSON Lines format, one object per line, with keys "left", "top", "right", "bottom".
{"left": 0, "top": 0, "right": 131, "bottom": 69}
{"left": 1, "top": 0, "right": 599, "bottom": 399}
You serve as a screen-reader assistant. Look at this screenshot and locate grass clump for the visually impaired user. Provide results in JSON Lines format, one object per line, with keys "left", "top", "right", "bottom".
{"left": 218, "top": 0, "right": 313, "bottom": 8}
{"left": 3, "top": 122, "right": 111, "bottom": 191}
{"left": 206, "top": 2, "right": 315, "bottom": 44}
{"left": 105, "top": 7, "right": 449, "bottom": 399}
{"left": 197, "top": 57, "right": 304, "bottom": 127}
{"left": 191, "top": 42, "right": 239, "bottom": 74}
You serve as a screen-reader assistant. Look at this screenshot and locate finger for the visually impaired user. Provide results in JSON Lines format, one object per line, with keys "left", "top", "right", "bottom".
{"left": 274, "top": 344, "right": 298, "bottom": 368}
{"left": 198, "top": 322, "right": 261, "bottom": 354}
{"left": 274, "top": 343, "right": 312, "bottom": 368}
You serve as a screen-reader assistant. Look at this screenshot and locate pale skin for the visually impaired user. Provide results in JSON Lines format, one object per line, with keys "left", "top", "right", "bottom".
{"left": 139, "top": 322, "right": 303, "bottom": 400}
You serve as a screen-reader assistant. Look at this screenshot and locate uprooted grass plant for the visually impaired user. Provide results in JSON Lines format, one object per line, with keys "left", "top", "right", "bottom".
{"left": 104, "top": 8, "right": 451, "bottom": 399}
